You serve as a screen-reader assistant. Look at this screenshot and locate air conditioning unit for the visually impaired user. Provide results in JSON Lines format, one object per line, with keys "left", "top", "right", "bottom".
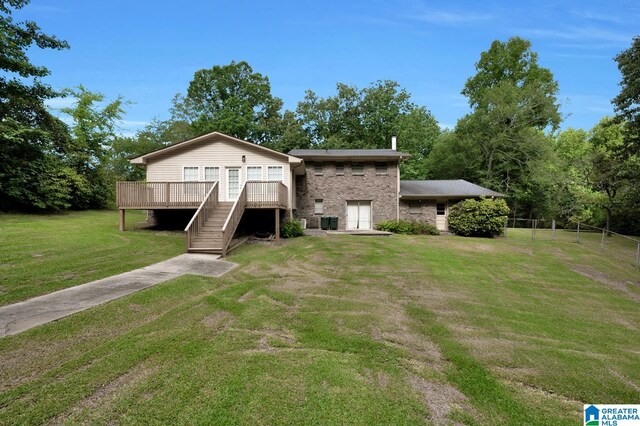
{"left": 300, "top": 218, "right": 307, "bottom": 229}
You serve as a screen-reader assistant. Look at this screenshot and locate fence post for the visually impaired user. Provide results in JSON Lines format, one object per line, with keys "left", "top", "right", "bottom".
{"left": 576, "top": 222, "right": 580, "bottom": 244}
{"left": 532, "top": 219, "right": 536, "bottom": 241}
{"left": 636, "top": 242, "right": 639, "bottom": 270}
{"left": 551, "top": 219, "right": 556, "bottom": 241}
{"left": 600, "top": 228, "right": 605, "bottom": 252}
{"left": 504, "top": 220, "right": 508, "bottom": 238}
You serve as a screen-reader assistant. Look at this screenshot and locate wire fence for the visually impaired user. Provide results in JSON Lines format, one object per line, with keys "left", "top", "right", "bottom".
{"left": 504, "top": 218, "right": 640, "bottom": 270}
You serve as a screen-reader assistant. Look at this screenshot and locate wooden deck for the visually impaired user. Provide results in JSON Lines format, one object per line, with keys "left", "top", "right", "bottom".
{"left": 116, "top": 181, "right": 288, "bottom": 210}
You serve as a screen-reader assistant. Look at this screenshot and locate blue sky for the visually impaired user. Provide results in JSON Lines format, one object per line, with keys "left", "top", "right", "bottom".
{"left": 15, "top": 0, "right": 639, "bottom": 137}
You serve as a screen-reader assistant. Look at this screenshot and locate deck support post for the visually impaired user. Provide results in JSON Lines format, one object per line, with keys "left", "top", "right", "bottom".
{"left": 119, "top": 209, "right": 125, "bottom": 231}
{"left": 275, "top": 209, "right": 280, "bottom": 242}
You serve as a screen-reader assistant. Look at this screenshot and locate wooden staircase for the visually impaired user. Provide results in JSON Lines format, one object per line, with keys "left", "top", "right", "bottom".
{"left": 187, "top": 202, "right": 234, "bottom": 254}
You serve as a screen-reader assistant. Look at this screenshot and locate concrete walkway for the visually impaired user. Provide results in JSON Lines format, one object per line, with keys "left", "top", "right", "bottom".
{"left": 0, "top": 254, "right": 237, "bottom": 337}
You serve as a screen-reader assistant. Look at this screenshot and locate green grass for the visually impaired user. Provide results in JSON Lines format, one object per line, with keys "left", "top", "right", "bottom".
{"left": 0, "top": 211, "right": 639, "bottom": 424}
{"left": 0, "top": 210, "right": 185, "bottom": 305}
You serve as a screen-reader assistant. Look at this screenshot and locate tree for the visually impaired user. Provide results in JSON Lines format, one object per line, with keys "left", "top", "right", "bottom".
{"left": 171, "top": 61, "right": 284, "bottom": 144}
{"left": 0, "top": 0, "right": 72, "bottom": 210}
{"left": 612, "top": 36, "right": 640, "bottom": 155}
{"left": 448, "top": 37, "right": 561, "bottom": 218}
{"left": 60, "top": 86, "right": 127, "bottom": 208}
{"left": 296, "top": 80, "right": 440, "bottom": 177}
{"left": 588, "top": 117, "right": 627, "bottom": 235}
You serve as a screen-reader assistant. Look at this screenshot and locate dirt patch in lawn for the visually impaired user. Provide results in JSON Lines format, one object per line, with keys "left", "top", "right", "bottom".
{"left": 201, "top": 311, "right": 233, "bottom": 332}
{"left": 49, "top": 363, "right": 159, "bottom": 425}
{"left": 571, "top": 265, "right": 640, "bottom": 303}
{"left": 410, "top": 376, "right": 469, "bottom": 425}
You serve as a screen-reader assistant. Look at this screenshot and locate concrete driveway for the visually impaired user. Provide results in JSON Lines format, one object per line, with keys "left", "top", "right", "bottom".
{"left": 0, "top": 254, "right": 237, "bottom": 337}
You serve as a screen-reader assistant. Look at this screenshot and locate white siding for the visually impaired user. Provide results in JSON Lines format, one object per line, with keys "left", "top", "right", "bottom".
{"left": 146, "top": 137, "right": 292, "bottom": 205}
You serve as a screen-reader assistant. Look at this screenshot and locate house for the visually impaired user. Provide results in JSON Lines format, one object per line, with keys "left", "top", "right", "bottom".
{"left": 398, "top": 180, "right": 504, "bottom": 231}
{"left": 288, "top": 148, "right": 408, "bottom": 231}
{"left": 116, "top": 131, "right": 502, "bottom": 255}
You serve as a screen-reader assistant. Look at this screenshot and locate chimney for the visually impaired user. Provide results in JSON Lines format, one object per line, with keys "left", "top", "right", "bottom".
{"left": 391, "top": 136, "right": 397, "bottom": 151}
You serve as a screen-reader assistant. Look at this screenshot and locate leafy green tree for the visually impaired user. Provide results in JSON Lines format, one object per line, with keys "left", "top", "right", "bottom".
{"left": 0, "top": 0, "right": 72, "bottom": 210}
{"left": 613, "top": 35, "right": 640, "bottom": 155}
{"left": 445, "top": 37, "right": 562, "bottom": 218}
{"left": 171, "top": 61, "right": 283, "bottom": 144}
{"left": 588, "top": 117, "right": 627, "bottom": 234}
{"left": 425, "top": 131, "right": 482, "bottom": 181}
{"left": 296, "top": 80, "right": 440, "bottom": 177}
{"left": 60, "top": 86, "right": 127, "bottom": 208}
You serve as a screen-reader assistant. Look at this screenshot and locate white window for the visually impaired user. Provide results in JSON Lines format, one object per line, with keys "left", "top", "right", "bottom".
{"left": 183, "top": 166, "right": 199, "bottom": 181}
{"left": 351, "top": 162, "right": 364, "bottom": 175}
{"left": 204, "top": 166, "right": 219, "bottom": 181}
{"left": 335, "top": 163, "right": 344, "bottom": 175}
{"left": 314, "top": 199, "right": 323, "bottom": 214}
{"left": 409, "top": 200, "right": 421, "bottom": 214}
{"left": 247, "top": 166, "right": 262, "bottom": 181}
{"left": 268, "top": 166, "right": 283, "bottom": 181}
{"left": 314, "top": 162, "right": 323, "bottom": 175}
{"left": 375, "top": 162, "right": 388, "bottom": 175}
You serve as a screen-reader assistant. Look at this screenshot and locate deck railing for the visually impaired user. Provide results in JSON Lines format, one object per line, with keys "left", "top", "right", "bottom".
{"left": 184, "top": 182, "right": 219, "bottom": 250}
{"left": 221, "top": 183, "right": 247, "bottom": 256}
{"left": 246, "top": 181, "right": 288, "bottom": 208}
{"left": 116, "top": 181, "right": 215, "bottom": 208}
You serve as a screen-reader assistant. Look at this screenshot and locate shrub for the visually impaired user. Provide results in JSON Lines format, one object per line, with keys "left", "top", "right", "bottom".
{"left": 280, "top": 219, "right": 304, "bottom": 238}
{"left": 447, "top": 197, "right": 509, "bottom": 237}
{"left": 376, "top": 220, "right": 440, "bottom": 235}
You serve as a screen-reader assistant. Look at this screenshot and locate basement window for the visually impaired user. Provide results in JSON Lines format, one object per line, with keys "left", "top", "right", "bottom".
{"left": 335, "top": 162, "right": 345, "bottom": 175}
{"left": 314, "top": 162, "right": 324, "bottom": 175}
{"left": 375, "top": 162, "right": 388, "bottom": 175}
{"left": 409, "top": 200, "right": 421, "bottom": 214}
{"left": 351, "top": 162, "right": 364, "bottom": 175}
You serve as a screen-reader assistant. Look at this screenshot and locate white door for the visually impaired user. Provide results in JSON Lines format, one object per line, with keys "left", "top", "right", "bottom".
{"left": 346, "top": 201, "right": 372, "bottom": 230}
{"left": 227, "top": 168, "right": 241, "bottom": 201}
{"left": 436, "top": 201, "right": 447, "bottom": 231}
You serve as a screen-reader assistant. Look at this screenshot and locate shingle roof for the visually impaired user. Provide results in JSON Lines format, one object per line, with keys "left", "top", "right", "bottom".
{"left": 288, "top": 149, "right": 410, "bottom": 159}
{"left": 399, "top": 180, "right": 504, "bottom": 198}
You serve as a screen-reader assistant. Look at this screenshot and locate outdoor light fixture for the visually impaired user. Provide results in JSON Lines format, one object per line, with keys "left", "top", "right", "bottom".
{"left": 242, "top": 155, "right": 246, "bottom": 163}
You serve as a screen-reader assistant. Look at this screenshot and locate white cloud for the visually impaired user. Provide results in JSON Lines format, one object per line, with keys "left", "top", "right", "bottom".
{"left": 521, "top": 26, "right": 632, "bottom": 44}
{"left": 407, "top": 10, "right": 493, "bottom": 25}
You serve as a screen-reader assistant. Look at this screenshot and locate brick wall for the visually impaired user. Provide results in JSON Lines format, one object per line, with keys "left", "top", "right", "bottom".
{"left": 295, "top": 161, "right": 398, "bottom": 230}
{"left": 398, "top": 199, "right": 436, "bottom": 225}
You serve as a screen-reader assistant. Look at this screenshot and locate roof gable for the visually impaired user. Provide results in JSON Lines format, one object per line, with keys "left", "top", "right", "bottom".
{"left": 130, "top": 132, "right": 302, "bottom": 165}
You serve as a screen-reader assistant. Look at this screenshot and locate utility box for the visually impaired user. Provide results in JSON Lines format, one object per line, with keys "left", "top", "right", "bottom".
{"left": 330, "top": 216, "right": 338, "bottom": 230}
{"left": 320, "top": 216, "right": 330, "bottom": 230}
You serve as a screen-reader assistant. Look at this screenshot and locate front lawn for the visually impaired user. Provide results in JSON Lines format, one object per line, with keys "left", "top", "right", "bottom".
{"left": 0, "top": 212, "right": 638, "bottom": 424}
{"left": 0, "top": 211, "right": 184, "bottom": 305}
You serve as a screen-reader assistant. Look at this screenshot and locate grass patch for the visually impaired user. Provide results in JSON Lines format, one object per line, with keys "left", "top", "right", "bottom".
{"left": 0, "top": 210, "right": 184, "bottom": 305}
{"left": 0, "top": 213, "right": 638, "bottom": 424}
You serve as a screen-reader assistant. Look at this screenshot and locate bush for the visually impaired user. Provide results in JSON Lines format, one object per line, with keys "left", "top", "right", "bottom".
{"left": 447, "top": 197, "right": 509, "bottom": 237}
{"left": 280, "top": 219, "right": 304, "bottom": 238}
{"left": 376, "top": 220, "right": 440, "bottom": 235}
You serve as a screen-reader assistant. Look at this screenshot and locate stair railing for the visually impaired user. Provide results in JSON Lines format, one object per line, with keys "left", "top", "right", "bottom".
{"left": 185, "top": 182, "right": 219, "bottom": 251}
{"left": 221, "top": 182, "right": 247, "bottom": 256}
